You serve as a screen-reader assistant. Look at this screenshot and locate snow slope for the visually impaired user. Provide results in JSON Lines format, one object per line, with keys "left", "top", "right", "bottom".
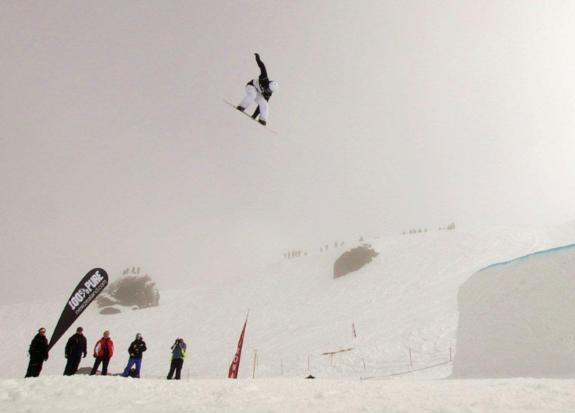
{"left": 0, "top": 225, "right": 560, "bottom": 380}
{"left": 3, "top": 225, "right": 575, "bottom": 412}
{"left": 454, "top": 243, "right": 575, "bottom": 378}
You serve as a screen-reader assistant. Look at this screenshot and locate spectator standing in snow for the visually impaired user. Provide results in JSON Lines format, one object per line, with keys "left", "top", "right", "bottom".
{"left": 167, "top": 338, "right": 187, "bottom": 380}
{"left": 90, "top": 330, "right": 114, "bottom": 376}
{"left": 63, "top": 326, "right": 87, "bottom": 376}
{"left": 121, "top": 333, "right": 147, "bottom": 378}
{"left": 25, "top": 327, "right": 49, "bottom": 378}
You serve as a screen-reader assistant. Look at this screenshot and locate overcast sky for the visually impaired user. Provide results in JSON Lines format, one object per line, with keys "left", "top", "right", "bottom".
{"left": 2, "top": 0, "right": 575, "bottom": 304}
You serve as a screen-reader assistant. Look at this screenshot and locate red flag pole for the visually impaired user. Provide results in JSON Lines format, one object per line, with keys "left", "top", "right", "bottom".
{"left": 228, "top": 310, "right": 249, "bottom": 379}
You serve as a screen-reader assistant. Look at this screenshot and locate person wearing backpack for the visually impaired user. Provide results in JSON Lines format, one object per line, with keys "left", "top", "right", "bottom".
{"left": 167, "top": 337, "right": 187, "bottom": 380}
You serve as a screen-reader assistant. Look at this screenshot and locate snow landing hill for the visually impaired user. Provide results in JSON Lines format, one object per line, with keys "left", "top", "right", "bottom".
{"left": 1, "top": 224, "right": 575, "bottom": 381}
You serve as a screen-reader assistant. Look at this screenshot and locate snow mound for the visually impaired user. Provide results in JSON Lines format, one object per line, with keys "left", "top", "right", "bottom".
{"left": 453, "top": 244, "right": 575, "bottom": 378}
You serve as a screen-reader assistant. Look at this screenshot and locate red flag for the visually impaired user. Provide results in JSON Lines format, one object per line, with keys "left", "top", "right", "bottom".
{"left": 228, "top": 317, "right": 248, "bottom": 378}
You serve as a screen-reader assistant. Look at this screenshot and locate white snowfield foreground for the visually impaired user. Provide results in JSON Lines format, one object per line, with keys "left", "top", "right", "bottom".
{"left": 1, "top": 376, "right": 575, "bottom": 413}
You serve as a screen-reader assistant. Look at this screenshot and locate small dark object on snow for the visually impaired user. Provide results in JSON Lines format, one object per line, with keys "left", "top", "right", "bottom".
{"left": 305, "top": 374, "right": 315, "bottom": 379}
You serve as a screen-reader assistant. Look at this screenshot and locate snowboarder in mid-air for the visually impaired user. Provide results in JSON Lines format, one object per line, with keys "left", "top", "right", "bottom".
{"left": 236, "top": 53, "right": 279, "bottom": 126}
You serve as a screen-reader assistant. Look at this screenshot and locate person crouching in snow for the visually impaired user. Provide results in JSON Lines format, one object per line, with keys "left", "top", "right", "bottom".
{"left": 236, "top": 53, "right": 279, "bottom": 126}
{"left": 90, "top": 330, "right": 114, "bottom": 376}
{"left": 167, "top": 338, "right": 187, "bottom": 380}
{"left": 121, "top": 333, "right": 147, "bottom": 378}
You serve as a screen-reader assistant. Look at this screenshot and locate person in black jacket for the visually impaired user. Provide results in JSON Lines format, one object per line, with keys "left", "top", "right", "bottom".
{"left": 63, "top": 326, "right": 87, "bottom": 376}
{"left": 25, "top": 327, "right": 49, "bottom": 378}
{"left": 236, "top": 53, "right": 279, "bottom": 126}
{"left": 121, "top": 333, "right": 147, "bottom": 378}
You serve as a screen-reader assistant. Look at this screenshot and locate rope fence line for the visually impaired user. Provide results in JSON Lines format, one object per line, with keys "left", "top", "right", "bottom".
{"left": 248, "top": 345, "right": 454, "bottom": 379}
{"left": 360, "top": 360, "right": 452, "bottom": 380}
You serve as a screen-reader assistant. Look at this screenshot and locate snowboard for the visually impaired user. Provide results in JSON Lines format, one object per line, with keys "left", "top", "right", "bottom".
{"left": 224, "top": 100, "right": 277, "bottom": 134}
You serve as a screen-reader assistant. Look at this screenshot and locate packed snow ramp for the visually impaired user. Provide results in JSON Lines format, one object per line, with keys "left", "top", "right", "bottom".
{"left": 453, "top": 244, "right": 575, "bottom": 378}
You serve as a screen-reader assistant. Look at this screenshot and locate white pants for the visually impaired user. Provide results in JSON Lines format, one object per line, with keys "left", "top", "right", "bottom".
{"left": 238, "top": 85, "right": 269, "bottom": 121}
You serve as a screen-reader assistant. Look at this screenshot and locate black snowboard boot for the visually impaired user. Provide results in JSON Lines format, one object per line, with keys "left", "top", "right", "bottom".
{"left": 258, "top": 119, "right": 267, "bottom": 126}
{"left": 236, "top": 105, "right": 245, "bottom": 112}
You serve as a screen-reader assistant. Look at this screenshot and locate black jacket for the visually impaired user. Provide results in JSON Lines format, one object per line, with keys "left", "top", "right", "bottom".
{"left": 29, "top": 334, "right": 49, "bottom": 361}
{"left": 128, "top": 339, "right": 147, "bottom": 359}
{"left": 255, "top": 54, "right": 273, "bottom": 100}
{"left": 65, "top": 333, "right": 87, "bottom": 358}
{"left": 247, "top": 54, "right": 273, "bottom": 101}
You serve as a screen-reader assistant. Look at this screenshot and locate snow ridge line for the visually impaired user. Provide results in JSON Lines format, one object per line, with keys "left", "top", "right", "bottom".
{"left": 479, "top": 243, "right": 575, "bottom": 272}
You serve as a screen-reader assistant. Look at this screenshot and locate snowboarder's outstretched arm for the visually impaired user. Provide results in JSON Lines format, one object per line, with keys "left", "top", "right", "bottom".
{"left": 255, "top": 53, "right": 268, "bottom": 81}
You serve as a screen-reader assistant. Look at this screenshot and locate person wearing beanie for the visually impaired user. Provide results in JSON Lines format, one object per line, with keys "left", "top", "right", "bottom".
{"left": 167, "top": 338, "right": 187, "bottom": 380}
{"left": 63, "top": 326, "right": 87, "bottom": 376}
{"left": 121, "top": 333, "right": 147, "bottom": 378}
{"left": 25, "top": 327, "right": 49, "bottom": 378}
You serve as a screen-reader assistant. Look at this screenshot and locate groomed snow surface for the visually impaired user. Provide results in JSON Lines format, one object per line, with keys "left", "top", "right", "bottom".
{"left": 2, "top": 376, "right": 575, "bottom": 413}
{"left": 454, "top": 243, "right": 575, "bottom": 378}
{"left": 2, "top": 225, "right": 575, "bottom": 412}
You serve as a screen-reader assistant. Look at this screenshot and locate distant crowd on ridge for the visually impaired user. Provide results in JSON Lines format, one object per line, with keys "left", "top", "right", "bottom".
{"left": 284, "top": 223, "right": 457, "bottom": 260}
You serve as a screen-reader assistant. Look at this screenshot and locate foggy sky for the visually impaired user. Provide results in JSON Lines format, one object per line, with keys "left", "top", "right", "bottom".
{"left": 2, "top": 0, "right": 575, "bottom": 304}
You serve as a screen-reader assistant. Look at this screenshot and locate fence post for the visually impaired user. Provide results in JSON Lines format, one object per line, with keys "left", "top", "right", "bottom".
{"left": 252, "top": 350, "right": 258, "bottom": 379}
{"left": 362, "top": 358, "right": 366, "bottom": 370}
{"left": 449, "top": 347, "right": 452, "bottom": 362}
{"left": 409, "top": 347, "right": 413, "bottom": 367}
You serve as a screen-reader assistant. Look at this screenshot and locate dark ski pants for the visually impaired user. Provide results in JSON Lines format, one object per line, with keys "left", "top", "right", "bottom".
{"left": 90, "top": 357, "right": 110, "bottom": 376}
{"left": 122, "top": 357, "right": 142, "bottom": 378}
{"left": 25, "top": 357, "right": 44, "bottom": 378}
{"left": 64, "top": 355, "right": 82, "bottom": 376}
{"left": 167, "top": 358, "right": 184, "bottom": 380}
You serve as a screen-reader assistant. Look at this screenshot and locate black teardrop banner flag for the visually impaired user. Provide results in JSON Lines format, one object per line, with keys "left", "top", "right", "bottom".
{"left": 48, "top": 268, "right": 109, "bottom": 350}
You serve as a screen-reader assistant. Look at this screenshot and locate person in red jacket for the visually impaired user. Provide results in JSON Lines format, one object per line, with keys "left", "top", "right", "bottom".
{"left": 90, "top": 330, "right": 114, "bottom": 376}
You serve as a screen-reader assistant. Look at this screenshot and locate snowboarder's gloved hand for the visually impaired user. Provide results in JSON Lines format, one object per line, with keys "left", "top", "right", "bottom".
{"left": 83, "top": 352, "right": 87, "bottom": 358}
{"left": 255, "top": 53, "right": 260, "bottom": 59}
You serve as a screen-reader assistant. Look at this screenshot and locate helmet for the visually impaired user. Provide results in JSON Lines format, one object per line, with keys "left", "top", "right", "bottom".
{"left": 269, "top": 81, "right": 279, "bottom": 92}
